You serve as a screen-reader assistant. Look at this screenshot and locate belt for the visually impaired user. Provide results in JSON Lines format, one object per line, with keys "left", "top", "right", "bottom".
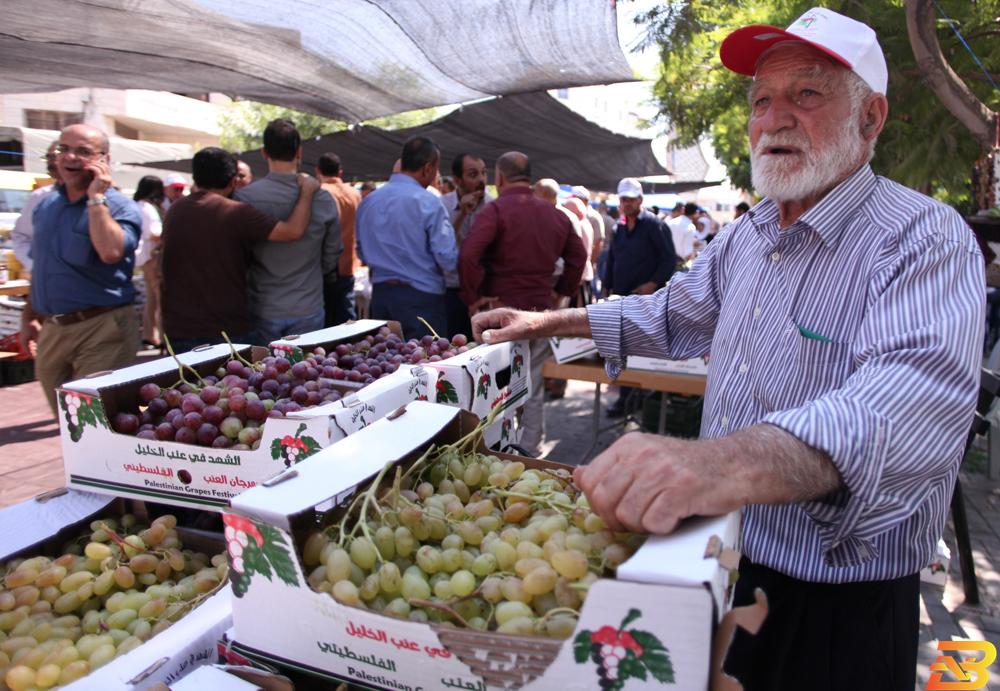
{"left": 41, "top": 304, "right": 122, "bottom": 326}
{"left": 378, "top": 279, "right": 410, "bottom": 287}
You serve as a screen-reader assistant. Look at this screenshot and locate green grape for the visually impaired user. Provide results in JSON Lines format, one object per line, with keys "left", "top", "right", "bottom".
{"left": 450, "top": 570, "right": 476, "bottom": 597}
{"left": 452, "top": 480, "right": 471, "bottom": 503}
{"left": 378, "top": 563, "right": 402, "bottom": 594}
{"left": 374, "top": 527, "right": 396, "bottom": 560}
{"left": 544, "top": 614, "right": 578, "bottom": 639}
{"left": 138, "top": 598, "right": 166, "bottom": 619}
{"left": 120, "top": 592, "right": 151, "bottom": 612}
{"left": 83, "top": 542, "right": 112, "bottom": 561}
{"left": 471, "top": 553, "right": 497, "bottom": 577}
{"left": 496, "top": 601, "right": 533, "bottom": 626}
{"left": 4, "top": 665, "right": 36, "bottom": 691}
{"left": 415, "top": 546, "right": 442, "bottom": 574}
{"left": 487, "top": 472, "right": 510, "bottom": 488}
{"left": 476, "top": 515, "right": 501, "bottom": 533}
{"left": 348, "top": 564, "right": 365, "bottom": 588}
{"left": 550, "top": 550, "right": 589, "bottom": 579}
{"left": 456, "top": 522, "right": 484, "bottom": 546}
{"left": 349, "top": 538, "right": 377, "bottom": 571}
{"left": 116, "top": 634, "right": 144, "bottom": 655}
{"left": 440, "top": 549, "right": 462, "bottom": 573}
{"left": 480, "top": 576, "right": 503, "bottom": 603}
{"left": 35, "top": 566, "right": 67, "bottom": 589}
{"left": 332, "top": 581, "right": 360, "bottom": 606}
{"left": 53, "top": 592, "right": 80, "bottom": 614}
{"left": 583, "top": 513, "right": 605, "bottom": 533}
{"left": 107, "top": 627, "right": 130, "bottom": 645}
{"left": 400, "top": 574, "right": 431, "bottom": 601}
{"left": 58, "top": 659, "right": 91, "bottom": 684}
{"left": 324, "top": 549, "right": 352, "bottom": 583}
{"left": 603, "top": 543, "right": 630, "bottom": 569}
{"left": 433, "top": 579, "right": 454, "bottom": 599}
{"left": 128, "top": 554, "right": 158, "bottom": 575}
{"left": 122, "top": 535, "right": 145, "bottom": 558}
{"left": 554, "top": 577, "right": 581, "bottom": 609}
{"left": 500, "top": 577, "right": 530, "bottom": 604}
{"left": 130, "top": 618, "right": 152, "bottom": 641}
{"left": 503, "top": 503, "right": 531, "bottom": 524}
{"left": 88, "top": 642, "right": 116, "bottom": 669}
{"left": 360, "top": 574, "right": 380, "bottom": 601}
{"left": 523, "top": 566, "right": 558, "bottom": 596}
{"left": 516, "top": 541, "right": 544, "bottom": 560}
{"left": 58, "top": 571, "right": 93, "bottom": 594}
{"left": 384, "top": 598, "right": 410, "bottom": 619}
{"left": 113, "top": 566, "right": 135, "bottom": 589}
{"left": 463, "top": 463, "right": 483, "bottom": 487}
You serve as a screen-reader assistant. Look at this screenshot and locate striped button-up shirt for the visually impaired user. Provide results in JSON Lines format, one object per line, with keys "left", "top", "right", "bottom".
{"left": 588, "top": 165, "right": 985, "bottom": 582}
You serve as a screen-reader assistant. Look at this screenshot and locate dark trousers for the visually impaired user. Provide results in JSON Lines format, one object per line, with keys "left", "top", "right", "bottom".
{"left": 445, "top": 288, "right": 471, "bottom": 340}
{"left": 723, "top": 558, "right": 919, "bottom": 691}
{"left": 324, "top": 274, "right": 357, "bottom": 327}
{"left": 370, "top": 282, "right": 447, "bottom": 341}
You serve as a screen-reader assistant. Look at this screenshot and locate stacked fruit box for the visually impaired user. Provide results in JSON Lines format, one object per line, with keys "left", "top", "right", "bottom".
{"left": 0, "top": 490, "right": 232, "bottom": 690}
{"left": 223, "top": 401, "right": 738, "bottom": 691}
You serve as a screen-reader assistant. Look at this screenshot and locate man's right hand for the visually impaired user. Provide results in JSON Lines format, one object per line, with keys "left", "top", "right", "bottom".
{"left": 297, "top": 173, "right": 321, "bottom": 194}
{"left": 471, "top": 308, "right": 543, "bottom": 344}
{"left": 19, "top": 318, "right": 40, "bottom": 358}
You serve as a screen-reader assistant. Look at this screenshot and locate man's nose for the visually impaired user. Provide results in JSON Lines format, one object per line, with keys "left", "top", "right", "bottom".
{"left": 756, "top": 98, "right": 797, "bottom": 134}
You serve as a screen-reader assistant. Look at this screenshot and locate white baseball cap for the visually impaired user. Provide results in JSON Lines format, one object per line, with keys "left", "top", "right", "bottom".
{"left": 720, "top": 7, "right": 888, "bottom": 95}
{"left": 617, "top": 178, "right": 643, "bottom": 198}
{"left": 571, "top": 185, "right": 591, "bottom": 200}
{"left": 164, "top": 173, "right": 187, "bottom": 188}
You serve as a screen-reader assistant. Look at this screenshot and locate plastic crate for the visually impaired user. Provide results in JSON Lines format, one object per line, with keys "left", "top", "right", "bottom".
{"left": 641, "top": 392, "right": 703, "bottom": 438}
{"left": 0, "top": 354, "right": 35, "bottom": 385}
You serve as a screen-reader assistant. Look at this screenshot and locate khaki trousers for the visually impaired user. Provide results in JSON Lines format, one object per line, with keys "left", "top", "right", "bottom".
{"left": 36, "top": 305, "right": 138, "bottom": 414}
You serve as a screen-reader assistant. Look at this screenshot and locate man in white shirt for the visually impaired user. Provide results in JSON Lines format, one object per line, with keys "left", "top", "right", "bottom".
{"left": 666, "top": 202, "right": 698, "bottom": 264}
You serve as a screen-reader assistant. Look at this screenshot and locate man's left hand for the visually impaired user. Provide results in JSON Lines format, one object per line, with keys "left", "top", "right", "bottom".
{"left": 85, "top": 156, "right": 112, "bottom": 199}
{"left": 573, "top": 432, "right": 738, "bottom": 534}
{"left": 460, "top": 191, "right": 483, "bottom": 213}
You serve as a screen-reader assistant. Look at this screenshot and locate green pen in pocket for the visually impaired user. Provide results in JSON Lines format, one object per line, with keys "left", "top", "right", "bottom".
{"left": 796, "top": 323, "right": 833, "bottom": 343}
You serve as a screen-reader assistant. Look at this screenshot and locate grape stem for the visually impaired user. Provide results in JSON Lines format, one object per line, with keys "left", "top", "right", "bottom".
{"left": 416, "top": 317, "right": 441, "bottom": 340}
{"left": 162, "top": 333, "right": 205, "bottom": 389}
{"left": 221, "top": 331, "right": 258, "bottom": 369}
{"left": 407, "top": 597, "right": 473, "bottom": 628}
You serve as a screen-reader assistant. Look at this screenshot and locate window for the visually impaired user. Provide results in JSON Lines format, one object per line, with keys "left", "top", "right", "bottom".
{"left": 24, "top": 109, "right": 83, "bottom": 131}
{"left": 0, "top": 138, "right": 23, "bottom": 169}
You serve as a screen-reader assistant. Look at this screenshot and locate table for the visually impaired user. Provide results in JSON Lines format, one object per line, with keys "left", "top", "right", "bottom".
{"left": 543, "top": 358, "right": 707, "bottom": 462}
{"left": 0, "top": 279, "right": 29, "bottom": 297}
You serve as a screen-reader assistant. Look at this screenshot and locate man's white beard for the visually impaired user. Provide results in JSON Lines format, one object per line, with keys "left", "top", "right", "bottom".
{"left": 750, "top": 121, "right": 865, "bottom": 203}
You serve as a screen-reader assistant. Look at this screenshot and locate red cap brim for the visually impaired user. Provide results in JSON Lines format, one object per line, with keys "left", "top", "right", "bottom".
{"left": 720, "top": 24, "right": 851, "bottom": 77}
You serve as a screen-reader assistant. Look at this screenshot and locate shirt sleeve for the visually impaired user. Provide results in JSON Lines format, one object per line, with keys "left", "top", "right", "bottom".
{"left": 428, "top": 200, "right": 459, "bottom": 275}
{"left": 587, "top": 233, "right": 724, "bottom": 378}
{"left": 554, "top": 215, "right": 587, "bottom": 297}
{"left": 236, "top": 201, "right": 279, "bottom": 244}
{"left": 112, "top": 198, "right": 143, "bottom": 253}
{"left": 12, "top": 191, "right": 42, "bottom": 271}
{"left": 459, "top": 202, "right": 498, "bottom": 306}
{"left": 318, "top": 192, "right": 342, "bottom": 278}
{"left": 762, "top": 225, "right": 984, "bottom": 568}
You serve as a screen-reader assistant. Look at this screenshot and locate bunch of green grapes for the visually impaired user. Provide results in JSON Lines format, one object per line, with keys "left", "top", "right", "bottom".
{"left": 0, "top": 514, "right": 227, "bottom": 690}
{"left": 300, "top": 449, "right": 642, "bottom": 639}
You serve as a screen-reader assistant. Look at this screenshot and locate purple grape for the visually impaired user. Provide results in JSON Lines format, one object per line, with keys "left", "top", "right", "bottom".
{"left": 136, "top": 430, "right": 157, "bottom": 440}
{"left": 263, "top": 365, "right": 278, "bottom": 379}
{"left": 181, "top": 394, "right": 204, "bottom": 414}
{"left": 147, "top": 397, "right": 169, "bottom": 417}
{"left": 331, "top": 368, "right": 346, "bottom": 380}
{"left": 220, "top": 417, "right": 244, "bottom": 439}
{"left": 226, "top": 360, "right": 244, "bottom": 375}
{"left": 261, "top": 379, "right": 280, "bottom": 393}
{"left": 163, "top": 389, "right": 183, "bottom": 408}
{"left": 420, "top": 335, "right": 434, "bottom": 347}
{"left": 267, "top": 410, "right": 282, "bottom": 419}
{"left": 347, "top": 370, "right": 364, "bottom": 382}
{"left": 138, "top": 423, "right": 155, "bottom": 432}
{"left": 291, "top": 386, "right": 309, "bottom": 404}
{"left": 428, "top": 355, "right": 442, "bottom": 362}
{"left": 258, "top": 390, "right": 274, "bottom": 401}
{"left": 428, "top": 345, "right": 440, "bottom": 357}
{"left": 170, "top": 412, "right": 186, "bottom": 430}
{"left": 383, "top": 363, "right": 396, "bottom": 375}
{"left": 112, "top": 413, "right": 140, "bottom": 435}
{"left": 306, "top": 391, "right": 322, "bottom": 406}
{"left": 335, "top": 344, "right": 350, "bottom": 357}
{"left": 229, "top": 396, "right": 247, "bottom": 413}
{"left": 199, "top": 385, "right": 221, "bottom": 405}
{"left": 313, "top": 346, "right": 326, "bottom": 357}
{"left": 155, "top": 423, "right": 175, "bottom": 441}
{"left": 409, "top": 352, "right": 424, "bottom": 365}
{"left": 283, "top": 401, "right": 302, "bottom": 413}
{"left": 306, "top": 366, "right": 319, "bottom": 380}
{"left": 245, "top": 400, "right": 267, "bottom": 421}
{"left": 369, "top": 365, "right": 383, "bottom": 378}
{"left": 274, "top": 358, "right": 291, "bottom": 373}
{"left": 195, "top": 423, "right": 219, "bottom": 446}
{"left": 139, "top": 382, "right": 161, "bottom": 404}
{"left": 435, "top": 338, "right": 450, "bottom": 350}
{"left": 232, "top": 443, "right": 252, "bottom": 450}
{"left": 202, "top": 405, "right": 225, "bottom": 425}
{"left": 183, "top": 412, "right": 204, "bottom": 430}
{"left": 139, "top": 410, "right": 154, "bottom": 426}
{"left": 304, "top": 380, "right": 319, "bottom": 392}
{"left": 175, "top": 427, "right": 196, "bottom": 444}
{"left": 291, "top": 362, "right": 309, "bottom": 379}
{"left": 338, "top": 355, "right": 354, "bottom": 369}
{"left": 248, "top": 372, "right": 264, "bottom": 389}
{"left": 212, "top": 435, "right": 232, "bottom": 448}
{"left": 451, "top": 334, "right": 469, "bottom": 347}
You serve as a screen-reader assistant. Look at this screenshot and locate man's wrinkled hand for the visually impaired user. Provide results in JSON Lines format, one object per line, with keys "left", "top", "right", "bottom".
{"left": 19, "top": 319, "right": 40, "bottom": 358}
{"left": 573, "top": 432, "right": 735, "bottom": 534}
{"left": 85, "top": 156, "right": 112, "bottom": 199}
{"left": 471, "top": 308, "right": 542, "bottom": 344}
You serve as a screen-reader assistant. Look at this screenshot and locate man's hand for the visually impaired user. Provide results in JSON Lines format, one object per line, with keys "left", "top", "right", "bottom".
{"left": 85, "top": 155, "right": 112, "bottom": 199}
{"left": 460, "top": 191, "right": 483, "bottom": 214}
{"left": 19, "top": 318, "right": 40, "bottom": 358}
{"left": 471, "top": 308, "right": 543, "bottom": 344}
{"left": 631, "top": 281, "right": 658, "bottom": 296}
{"left": 297, "top": 173, "right": 321, "bottom": 194}
{"left": 573, "top": 432, "right": 741, "bottom": 534}
{"left": 467, "top": 296, "right": 500, "bottom": 316}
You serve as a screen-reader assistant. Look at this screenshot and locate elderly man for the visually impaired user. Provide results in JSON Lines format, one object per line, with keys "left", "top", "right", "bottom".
{"left": 236, "top": 119, "right": 341, "bottom": 343}
{"left": 234, "top": 160, "right": 254, "bottom": 190}
{"left": 441, "top": 153, "right": 493, "bottom": 337}
{"left": 356, "top": 137, "right": 457, "bottom": 340}
{"left": 470, "top": 9, "right": 984, "bottom": 690}
{"left": 162, "top": 173, "right": 186, "bottom": 210}
{"left": 461, "top": 152, "right": 586, "bottom": 455}
{"left": 19, "top": 125, "right": 142, "bottom": 413}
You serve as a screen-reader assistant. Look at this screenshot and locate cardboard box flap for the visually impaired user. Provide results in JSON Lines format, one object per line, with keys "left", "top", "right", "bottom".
{"left": 269, "top": 320, "right": 387, "bottom": 349}
{"left": 0, "top": 489, "right": 113, "bottom": 559}
{"left": 60, "top": 344, "right": 247, "bottom": 394}
{"left": 616, "top": 513, "right": 739, "bottom": 587}
{"left": 231, "top": 401, "right": 460, "bottom": 524}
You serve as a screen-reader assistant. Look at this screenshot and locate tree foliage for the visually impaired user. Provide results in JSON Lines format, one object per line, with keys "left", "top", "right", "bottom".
{"left": 638, "top": 1, "right": 1000, "bottom": 207}
{"left": 219, "top": 101, "right": 442, "bottom": 153}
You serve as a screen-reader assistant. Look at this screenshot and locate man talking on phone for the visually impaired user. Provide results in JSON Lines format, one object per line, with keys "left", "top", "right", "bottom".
{"left": 20, "top": 124, "right": 142, "bottom": 414}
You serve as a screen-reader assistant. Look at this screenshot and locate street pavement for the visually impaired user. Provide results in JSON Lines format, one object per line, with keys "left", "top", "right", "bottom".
{"left": 2, "top": 374, "right": 998, "bottom": 688}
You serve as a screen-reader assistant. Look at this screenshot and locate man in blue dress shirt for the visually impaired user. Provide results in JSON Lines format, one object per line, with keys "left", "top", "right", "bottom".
{"left": 470, "top": 8, "right": 985, "bottom": 690}
{"left": 19, "top": 124, "right": 142, "bottom": 413}
{"left": 356, "top": 137, "right": 457, "bottom": 340}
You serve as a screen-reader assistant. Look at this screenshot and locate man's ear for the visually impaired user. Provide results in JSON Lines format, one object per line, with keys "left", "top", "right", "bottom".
{"left": 861, "top": 93, "right": 889, "bottom": 141}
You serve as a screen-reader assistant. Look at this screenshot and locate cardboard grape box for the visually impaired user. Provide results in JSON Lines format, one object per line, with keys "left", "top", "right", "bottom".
{"left": 57, "top": 343, "right": 433, "bottom": 511}
{"left": 626, "top": 355, "right": 709, "bottom": 378}
{"left": 0, "top": 489, "right": 232, "bottom": 690}
{"left": 272, "top": 321, "right": 529, "bottom": 450}
{"left": 224, "top": 401, "right": 739, "bottom": 691}
{"left": 548, "top": 337, "right": 599, "bottom": 365}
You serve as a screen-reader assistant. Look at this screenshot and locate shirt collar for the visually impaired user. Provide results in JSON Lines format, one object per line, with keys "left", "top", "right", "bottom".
{"left": 389, "top": 172, "right": 423, "bottom": 187}
{"left": 748, "top": 164, "right": 877, "bottom": 248}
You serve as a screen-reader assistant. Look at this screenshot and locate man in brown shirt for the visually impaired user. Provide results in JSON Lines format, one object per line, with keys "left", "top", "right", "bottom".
{"left": 161, "top": 147, "right": 319, "bottom": 352}
{"left": 316, "top": 152, "right": 362, "bottom": 325}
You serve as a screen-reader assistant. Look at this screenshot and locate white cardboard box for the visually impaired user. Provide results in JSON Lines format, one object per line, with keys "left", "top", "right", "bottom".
{"left": 0, "top": 489, "right": 232, "bottom": 690}
{"left": 548, "top": 337, "right": 599, "bottom": 365}
{"left": 273, "top": 322, "right": 529, "bottom": 450}
{"left": 225, "top": 402, "right": 738, "bottom": 690}
{"left": 57, "top": 342, "right": 433, "bottom": 511}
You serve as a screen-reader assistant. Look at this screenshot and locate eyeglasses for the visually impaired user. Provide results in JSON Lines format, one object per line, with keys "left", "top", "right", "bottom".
{"left": 55, "top": 144, "right": 105, "bottom": 159}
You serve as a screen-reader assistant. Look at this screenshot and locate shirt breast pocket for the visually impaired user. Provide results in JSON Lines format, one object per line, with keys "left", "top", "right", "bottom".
{"left": 61, "top": 228, "right": 95, "bottom": 267}
{"left": 758, "top": 331, "right": 853, "bottom": 412}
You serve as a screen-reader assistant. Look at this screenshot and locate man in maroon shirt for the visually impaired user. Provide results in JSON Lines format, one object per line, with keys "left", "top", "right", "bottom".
{"left": 460, "top": 151, "right": 586, "bottom": 454}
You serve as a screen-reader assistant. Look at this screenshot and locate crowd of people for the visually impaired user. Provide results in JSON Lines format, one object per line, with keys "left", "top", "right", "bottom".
{"left": 13, "top": 117, "right": 712, "bottom": 453}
